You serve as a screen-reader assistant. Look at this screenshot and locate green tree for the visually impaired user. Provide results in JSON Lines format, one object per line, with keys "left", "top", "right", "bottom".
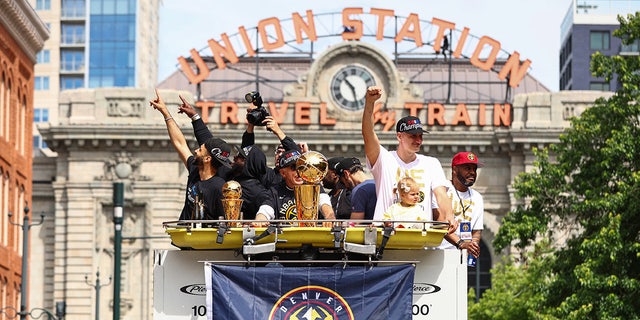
{"left": 475, "top": 13, "right": 640, "bottom": 320}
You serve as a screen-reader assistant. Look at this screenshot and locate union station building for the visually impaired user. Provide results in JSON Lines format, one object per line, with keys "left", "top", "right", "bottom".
{"left": 33, "top": 9, "right": 610, "bottom": 319}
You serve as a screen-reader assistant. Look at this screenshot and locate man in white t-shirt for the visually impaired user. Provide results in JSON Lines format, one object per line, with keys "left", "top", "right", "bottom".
{"left": 438, "top": 152, "right": 484, "bottom": 260}
{"left": 361, "top": 86, "right": 456, "bottom": 233}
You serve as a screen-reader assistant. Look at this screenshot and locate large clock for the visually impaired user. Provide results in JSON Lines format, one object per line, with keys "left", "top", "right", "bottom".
{"left": 330, "top": 65, "right": 376, "bottom": 111}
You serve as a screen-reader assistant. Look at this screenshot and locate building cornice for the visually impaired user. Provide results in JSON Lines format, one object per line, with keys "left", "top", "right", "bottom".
{"left": 0, "top": 0, "right": 50, "bottom": 62}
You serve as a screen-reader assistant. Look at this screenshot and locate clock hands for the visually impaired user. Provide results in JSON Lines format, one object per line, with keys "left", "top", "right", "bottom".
{"left": 344, "top": 78, "right": 358, "bottom": 102}
{"left": 330, "top": 65, "right": 375, "bottom": 111}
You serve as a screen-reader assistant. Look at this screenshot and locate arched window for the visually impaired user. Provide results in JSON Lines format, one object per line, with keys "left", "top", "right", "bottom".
{"left": 468, "top": 239, "right": 492, "bottom": 301}
{"left": 0, "top": 72, "right": 5, "bottom": 138}
{"left": 0, "top": 167, "right": 5, "bottom": 246}
{"left": 19, "top": 95, "right": 27, "bottom": 155}
{"left": 11, "top": 183, "right": 26, "bottom": 255}
{"left": 5, "top": 78, "right": 12, "bottom": 139}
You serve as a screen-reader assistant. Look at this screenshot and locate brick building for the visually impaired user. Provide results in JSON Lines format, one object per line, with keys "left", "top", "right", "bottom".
{"left": 0, "top": 0, "right": 48, "bottom": 317}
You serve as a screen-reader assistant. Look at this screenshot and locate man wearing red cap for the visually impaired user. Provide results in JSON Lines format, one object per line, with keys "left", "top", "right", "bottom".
{"left": 438, "top": 152, "right": 484, "bottom": 262}
{"left": 361, "top": 86, "right": 456, "bottom": 232}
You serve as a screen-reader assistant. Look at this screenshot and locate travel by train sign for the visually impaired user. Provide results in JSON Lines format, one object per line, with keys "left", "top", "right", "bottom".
{"left": 178, "top": 7, "right": 531, "bottom": 88}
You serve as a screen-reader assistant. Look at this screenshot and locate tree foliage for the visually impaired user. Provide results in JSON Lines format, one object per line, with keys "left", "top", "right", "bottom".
{"left": 476, "top": 13, "right": 640, "bottom": 320}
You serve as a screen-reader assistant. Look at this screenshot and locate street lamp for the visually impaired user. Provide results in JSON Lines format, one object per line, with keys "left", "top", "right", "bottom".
{"left": 85, "top": 269, "right": 112, "bottom": 320}
{"left": 8, "top": 204, "right": 44, "bottom": 320}
{"left": 0, "top": 306, "right": 57, "bottom": 319}
{"left": 112, "top": 182, "right": 124, "bottom": 320}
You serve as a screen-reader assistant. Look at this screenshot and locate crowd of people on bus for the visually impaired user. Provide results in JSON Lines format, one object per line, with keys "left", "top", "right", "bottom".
{"left": 149, "top": 86, "right": 484, "bottom": 259}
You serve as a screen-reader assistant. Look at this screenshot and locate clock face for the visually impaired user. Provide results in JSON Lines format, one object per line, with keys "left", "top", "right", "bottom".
{"left": 330, "top": 65, "right": 376, "bottom": 111}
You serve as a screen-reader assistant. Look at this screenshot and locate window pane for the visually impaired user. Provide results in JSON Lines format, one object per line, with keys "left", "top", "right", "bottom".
{"left": 36, "top": 0, "right": 51, "bottom": 10}
{"left": 62, "top": 0, "right": 86, "bottom": 17}
{"left": 590, "top": 31, "right": 610, "bottom": 50}
{"left": 35, "top": 76, "right": 50, "bottom": 90}
{"left": 589, "top": 82, "right": 610, "bottom": 91}
{"left": 37, "top": 50, "right": 50, "bottom": 64}
{"left": 61, "top": 24, "right": 86, "bottom": 44}
{"left": 61, "top": 50, "right": 85, "bottom": 71}
{"left": 60, "top": 76, "right": 84, "bottom": 90}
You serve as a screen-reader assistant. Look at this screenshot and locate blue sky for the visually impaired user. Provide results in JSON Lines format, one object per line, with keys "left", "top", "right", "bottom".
{"left": 158, "top": 0, "right": 573, "bottom": 91}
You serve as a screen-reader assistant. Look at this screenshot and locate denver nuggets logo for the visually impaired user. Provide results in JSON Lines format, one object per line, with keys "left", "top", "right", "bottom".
{"left": 268, "top": 285, "right": 354, "bottom": 320}
{"left": 284, "top": 204, "right": 297, "bottom": 220}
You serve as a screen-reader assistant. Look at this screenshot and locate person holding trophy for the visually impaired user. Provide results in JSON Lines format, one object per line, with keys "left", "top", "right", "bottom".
{"left": 254, "top": 149, "right": 336, "bottom": 226}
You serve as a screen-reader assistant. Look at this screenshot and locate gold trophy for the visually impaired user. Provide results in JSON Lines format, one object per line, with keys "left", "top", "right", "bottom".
{"left": 294, "top": 151, "right": 328, "bottom": 227}
{"left": 221, "top": 180, "right": 243, "bottom": 227}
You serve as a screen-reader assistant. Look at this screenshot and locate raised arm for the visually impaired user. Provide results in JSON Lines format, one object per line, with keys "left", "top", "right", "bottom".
{"left": 264, "top": 116, "right": 302, "bottom": 152}
{"left": 362, "top": 86, "right": 382, "bottom": 167}
{"left": 150, "top": 89, "right": 191, "bottom": 167}
{"left": 178, "top": 95, "right": 212, "bottom": 145}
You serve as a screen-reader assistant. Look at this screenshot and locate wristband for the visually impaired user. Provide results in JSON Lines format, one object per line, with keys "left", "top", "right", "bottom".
{"left": 455, "top": 239, "right": 463, "bottom": 249}
{"left": 191, "top": 114, "right": 201, "bottom": 121}
{"left": 164, "top": 116, "right": 173, "bottom": 121}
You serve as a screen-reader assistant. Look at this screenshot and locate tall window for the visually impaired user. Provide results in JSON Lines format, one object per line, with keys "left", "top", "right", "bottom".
{"left": 89, "top": 0, "right": 136, "bottom": 87}
{"left": 61, "top": 50, "right": 85, "bottom": 72}
{"left": 468, "top": 240, "right": 492, "bottom": 300}
{"left": 19, "top": 98, "right": 26, "bottom": 155}
{"left": 36, "top": 0, "right": 51, "bottom": 10}
{"left": 62, "top": 0, "right": 86, "bottom": 18}
{"left": 0, "top": 169, "right": 5, "bottom": 246}
{"left": 0, "top": 73, "right": 4, "bottom": 138}
{"left": 33, "top": 107, "right": 50, "bottom": 150}
{"left": 61, "top": 24, "right": 85, "bottom": 45}
{"left": 34, "top": 108, "right": 49, "bottom": 122}
{"left": 36, "top": 50, "right": 50, "bottom": 64}
{"left": 33, "top": 135, "right": 48, "bottom": 150}
{"left": 590, "top": 31, "right": 610, "bottom": 50}
{"left": 2, "top": 79, "right": 10, "bottom": 138}
{"left": 35, "top": 76, "right": 50, "bottom": 90}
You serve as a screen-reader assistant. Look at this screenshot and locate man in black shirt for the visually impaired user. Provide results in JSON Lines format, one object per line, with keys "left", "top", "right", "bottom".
{"left": 323, "top": 157, "right": 352, "bottom": 219}
{"left": 150, "top": 90, "right": 233, "bottom": 221}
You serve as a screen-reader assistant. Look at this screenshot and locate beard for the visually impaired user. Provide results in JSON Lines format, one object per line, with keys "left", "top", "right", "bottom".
{"left": 194, "top": 154, "right": 204, "bottom": 166}
{"left": 229, "top": 163, "right": 244, "bottom": 177}
{"left": 322, "top": 177, "right": 337, "bottom": 189}
{"left": 456, "top": 172, "right": 475, "bottom": 187}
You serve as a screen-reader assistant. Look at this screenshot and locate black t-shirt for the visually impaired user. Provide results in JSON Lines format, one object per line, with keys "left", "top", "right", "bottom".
{"left": 263, "top": 183, "right": 331, "bottom": 220}
{"left": 179, "top": 156, "right": 226, "bottom": 221}
{"left": 329, "top": 181, "right": 352, "bottom": 219}
{"left": 264, "top": 182, "right": 298, "bottom": 220}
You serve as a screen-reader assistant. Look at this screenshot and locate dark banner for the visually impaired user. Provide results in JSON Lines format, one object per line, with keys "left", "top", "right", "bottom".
{"left": 205, "top": 264, "right": 415, "bottom": 320}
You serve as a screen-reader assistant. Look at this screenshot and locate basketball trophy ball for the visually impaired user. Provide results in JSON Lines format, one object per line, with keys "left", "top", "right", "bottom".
{"left": 294, "top": 151, "right": 328, "bottom": 227}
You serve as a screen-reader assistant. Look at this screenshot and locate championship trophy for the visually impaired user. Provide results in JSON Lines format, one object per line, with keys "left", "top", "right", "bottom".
{"left": 221, "top": 180, "right": 243, "bottom": 227}
{"left": 294, "top": 151, "right": 328, "bottom": 227}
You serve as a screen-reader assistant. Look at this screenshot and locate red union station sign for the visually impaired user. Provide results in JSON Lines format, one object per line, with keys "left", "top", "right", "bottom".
{"left": 178, "top": 8, "right": 530, "bottom": 129}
